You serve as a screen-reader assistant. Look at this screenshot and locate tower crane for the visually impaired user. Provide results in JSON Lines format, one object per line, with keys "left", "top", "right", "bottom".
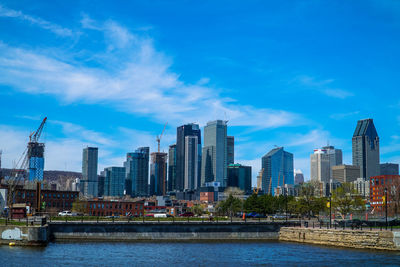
{"left": 156, "top": 122, "right": 168, "bottom": 152}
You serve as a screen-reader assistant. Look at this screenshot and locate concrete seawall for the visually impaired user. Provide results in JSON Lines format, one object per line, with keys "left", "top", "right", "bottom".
{"left": 49, "top": 222, "right": 281, "bottom": 242}
{"left": 0, "top": 225, "right": 48, "bottom": 246}
{"left": 279, "top": 227, "right": 400, "bottom": 251}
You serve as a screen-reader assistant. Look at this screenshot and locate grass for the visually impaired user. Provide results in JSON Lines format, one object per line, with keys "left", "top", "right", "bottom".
{"left": 0, "top": 218, "right": 30, "bottom": 226}
{"left": 49, "top": 216, "right": 232, "bottom": 222}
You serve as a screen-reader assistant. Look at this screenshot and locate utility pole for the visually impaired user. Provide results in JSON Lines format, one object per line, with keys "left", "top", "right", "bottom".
{"left": 329, "top": 193, "right": 332, "bottom": 228}
{"left": 384, "top": 187, "right": 388, "bottom": 230}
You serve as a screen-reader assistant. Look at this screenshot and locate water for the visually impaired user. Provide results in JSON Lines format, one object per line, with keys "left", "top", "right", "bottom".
{"left": 1, "top": 241, "right": 400, "bottom": 266}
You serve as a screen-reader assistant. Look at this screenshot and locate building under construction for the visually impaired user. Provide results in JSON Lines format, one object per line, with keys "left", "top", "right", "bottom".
{"left": 27, "top": 117, "right": 47, "bottom": 181}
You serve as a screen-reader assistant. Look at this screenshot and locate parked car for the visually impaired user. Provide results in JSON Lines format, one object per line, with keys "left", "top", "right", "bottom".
{"left": 273, "top": 214, "right": 286, "bottom": 220}
{"left": 335, "top": 219, "right": 367, "bottom": 228}
{"left": 154, "top": 213, "right": 167, "bottom": 218}
{"left": 246, "top": 212, "right": 258, "bottom": 218}
{"left": 254, "top": 214, "right": 267, "bottom": 218}
{"left": 58, "top": 211, "right": 74, "bottom": 216}
{"left": 179, "top": 212, "right": 195, "bottom": 217}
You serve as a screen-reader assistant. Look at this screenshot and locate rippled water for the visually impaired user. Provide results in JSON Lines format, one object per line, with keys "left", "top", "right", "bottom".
{"left": 1, "top": 242, "right": 400, "bottom": 266}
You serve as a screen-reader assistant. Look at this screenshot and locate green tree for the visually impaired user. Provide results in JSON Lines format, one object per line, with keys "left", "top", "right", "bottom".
{"left": 191, "top": 204, "right": 204, "bottom": 216}
{"left": 217, "top": 194, "right": 243, "bottom": 217}
{"left": 332, "top": 183, "right": 365, "bottom": 219}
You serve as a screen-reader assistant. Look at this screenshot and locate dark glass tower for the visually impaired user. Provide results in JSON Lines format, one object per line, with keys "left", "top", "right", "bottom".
{"left": 168, "top": 144, "right": 177, "bottom": 192}
{"left": 125, "top": 147, "right": 149, "bottom": 196}
{"left": 352, "top": 119, "right": 380, "bottom": 179}
{"left": 176, "top": 124, "right": 202, "bottom": 191}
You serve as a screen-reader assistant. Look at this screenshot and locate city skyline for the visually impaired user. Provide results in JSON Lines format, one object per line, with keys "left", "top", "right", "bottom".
{"left": 1, "top": 1, "right": 400, "bottom": 186}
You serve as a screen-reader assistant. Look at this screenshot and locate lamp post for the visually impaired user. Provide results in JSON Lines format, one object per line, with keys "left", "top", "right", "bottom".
{"left": 329, "top": 193, "right": 332, "bottom": 229}
{"left": 285, "top": 188, "right": 288, "bottom": 223}
{"left": 384, "top": 187, "right": 388, "bottom": 230}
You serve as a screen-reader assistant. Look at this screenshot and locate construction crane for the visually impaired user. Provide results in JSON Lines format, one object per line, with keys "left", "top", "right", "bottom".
{"left": 156, "top": 122, "right": 167, "bottom": 152}
{"left": 6, "top": 117, "right": 47, "bottom": 218}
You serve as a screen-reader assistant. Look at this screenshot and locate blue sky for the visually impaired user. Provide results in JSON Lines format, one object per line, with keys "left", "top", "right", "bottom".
{"left": 0, "top": 1, "right": 400, "bottom": 185}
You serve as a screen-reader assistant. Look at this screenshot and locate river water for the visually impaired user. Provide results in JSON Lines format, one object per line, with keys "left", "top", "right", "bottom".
{"left": 1, "top": 242, "right": 400, "bottom": 266}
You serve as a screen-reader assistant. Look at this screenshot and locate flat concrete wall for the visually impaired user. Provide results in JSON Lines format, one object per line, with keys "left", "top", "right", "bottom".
{"left": 0, "top": 225, "right": 48, "bottom": 246}
{"left": 49, "top": 222, "right": 281, "bottom": 241}
{"left": 279, "top": 227, "right": 400, "bottom": 251}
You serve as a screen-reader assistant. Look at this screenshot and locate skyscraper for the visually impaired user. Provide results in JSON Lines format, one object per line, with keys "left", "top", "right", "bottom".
{"left": 227, "top": 163, "right": 251, "bottom": 192}
{"left": 201, "top": 120, "right": 228, "bottom": 186}
{"left": 310, "top": 146, "right": 343, "bottom": 183}
{"left": 125, "top": 147, "right": 149, "bottom": 197}
{"left": 150, "top": 152, "right": 167, "bottom": 196}
{"left": 294, "top": 169, "right": 304, "bottom": 184}
{"left": 227, "top": 136, "right": 234, "bottom": 165}
{"left": 184, "top": 136, "right": 199, "bottom": 190}
{"left": 81, "top": 147, "right": 98, "bottom": 197}
{"left": 380, "top": 163, "right": 399, "bottom": 175}
{"left": 176, "top": 124, "right": 202, "bottom": 191}
{"left": 168, "top": 144, "right": 177, "bottom": 192}
{"left": 103, "top": 166, "right": 125, "bottom": 197}
{"left": 352, "top": 119, "right": 380, "bottom": 179}
{"left": 261, "top": 147, "right": 294, "bottom": 196}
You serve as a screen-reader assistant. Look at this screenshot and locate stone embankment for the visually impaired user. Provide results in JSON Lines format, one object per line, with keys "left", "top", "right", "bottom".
{"left": 279, "top": 227, "right": 400, "bottom": 251}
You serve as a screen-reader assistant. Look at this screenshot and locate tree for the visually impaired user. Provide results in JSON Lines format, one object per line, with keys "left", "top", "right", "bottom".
{"left": 217, "top": 194, "right": 242, "bottom": 217}
{"left": 72, "top": 198, "right": 88, "bottom": 214}
{"left": 388, "top": 178, "right": 400, "bottom": 217}
{"left": 332, "top": 183, "right": 365, "bottom": 219}
{"left": 191, "top": 204, "right": 204, "bottom": 216}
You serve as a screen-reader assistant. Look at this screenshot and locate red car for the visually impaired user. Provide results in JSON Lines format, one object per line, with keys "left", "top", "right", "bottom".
{"left": 179, "top": 212, "right": 194, "bottom": 217}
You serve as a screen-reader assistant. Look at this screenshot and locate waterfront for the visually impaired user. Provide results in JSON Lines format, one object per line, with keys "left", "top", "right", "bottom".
{"left": 1, "top": 242, "right": 400, "bottom": 266}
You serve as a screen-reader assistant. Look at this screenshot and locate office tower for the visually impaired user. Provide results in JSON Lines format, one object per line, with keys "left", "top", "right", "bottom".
{"left": 352, "top": 118, "right": 380, "bottom": 179}
{"left": 294, "top": 169, "right": 304, "bottom": 184}
{"left": 176, "top": 124, "right": 202, "bottom": 191}
{"left": 103, "top": 167, "right": 125, "bottom": 197}
{"left": 184, "top": 136, "right": 199, "bottom": 190}
{"left": 332, "top": 165, "right": 360, "bottom": 183}
{"left": 322, "top": 145, "right": 343, "bottom": 174}
{"left": 310, "top": 149, "right": 330, "bottom": 183}
{"left": 261, "top": 147, "right": 294, "bottom": 196}
{"left": 380, "top": 163, "right": 399, "bottom": 175}
{"left": 168, "top": 144, "right": 177, "bottom": 192}
{"left": 98, "top": 174, "right": 105, "bottom": 197}
{"left": 227, "top": 136, "right": 234, "bottom": 165}
{"left": 27, "top": 142, "right": 45, "bottom": 181}
{"left": 81, "top": 147, "right": 98, "bottom": 197}
{"left": 125, "top": 147, "right": 149, "bottom": 197}
{"left": 227, "top": 164, "right": 252, "bottom": 192}
{"left": 201, "top": 120, "right": 228, "bottom": 186}
{"left": 150, "top": 152, "right": 167, "bottom": 196}
{"left": 0, "top": 150, "right": 2, "bottom": 178}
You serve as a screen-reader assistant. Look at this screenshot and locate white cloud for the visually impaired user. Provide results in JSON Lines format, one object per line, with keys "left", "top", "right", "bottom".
{"left": 323, "top": 89, "right": 354, "bottom": 99}
{"left": 0, "top": 5, "right": 74, "bottom": 37}
{"left": 0, "top": 12, "right": 304, "bottom": 130}
{"left": 295, "top": 75, "right": 354, "bottom": 99}
{"left": 330, "top": 111, "right": 360, "bottom": 120}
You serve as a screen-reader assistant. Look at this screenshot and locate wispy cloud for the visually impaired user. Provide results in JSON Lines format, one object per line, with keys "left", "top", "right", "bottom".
{"left": 0, "top": 14, "right": 304, "bottom": 130}
{"left": 295, "top": 75, "right": 354, "bottom": 99}
{"left": 330, "top": 111, "right": 360, "bottom": 120}
{"left": 0, "top": 5, "right": 74, "bottom": 37}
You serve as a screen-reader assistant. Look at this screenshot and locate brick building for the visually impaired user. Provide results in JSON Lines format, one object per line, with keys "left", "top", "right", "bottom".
{"left": 370, "top": 175, "right": 400, "bottom": 213}
{"left": 87, "top": 199, "right": 144, "bottom": 217}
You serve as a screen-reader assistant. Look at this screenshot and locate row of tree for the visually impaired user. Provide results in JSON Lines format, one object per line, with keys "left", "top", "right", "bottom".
{"left": 216, "top": 183, "right": 366, "bottom": 219}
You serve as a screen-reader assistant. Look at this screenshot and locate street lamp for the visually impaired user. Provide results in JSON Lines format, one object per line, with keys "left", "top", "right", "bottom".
{"left": 285, "top": 188, "right": 288, "bottom": 223}
{"left": 384, "top": 187, "right": 388, "bottom": 230}
{"left": 329, "top": 193, "right": 332, "bottom": 229}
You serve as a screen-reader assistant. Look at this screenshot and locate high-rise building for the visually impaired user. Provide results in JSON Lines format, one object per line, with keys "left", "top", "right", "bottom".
{"left": 150, "top": 152, "right": 168, "bottom": 196}
{"left": 294, "top": 169, "right": 304, "bottom": 184}
{"left": 352, "top": 119, "right": 380, "bottom": 179}
{"left": 98, "top": 174, "right": 105, "bottom": 197}
{"left": 310, "top": 149, "right": 330, "bottom": 183}
{"left": 81, "top": 147, "right": 98, "bottom": 197}
{"left": 310, "top": 146, "right": 342, "bottom": 183}
{"left": 103, "top": 167, "right": 125, "bottom": 197}
{"left": 332, "top": 164, "right": 360, "bottom": 183}
{"left": 27, "top": 142, "right": 45, "bottom": 181}
{"left": 168, "top": 144, "right": 177, "bottom": 192}
{"left": 227, "top": 164, "right": 251, "bottom": 192}
{"left": 227, "top": 136, "right": 234, "bottom": 165}
{"left": 380, "top": 163, "right": 399, "bottom": 175}
{"left": 201, "top": 120, "right": 227, "bottom": 186}
{"left": 184, "top": 136, "right": 199, "bottom": 190}
{"left": 125, "top": 147, "right": 149, "bottom": 197}
{"left": 261, "top": 147, "right": 294, "bottom": 196}
{"left": 176, "top": 124, "right": 202, "bottom": 191}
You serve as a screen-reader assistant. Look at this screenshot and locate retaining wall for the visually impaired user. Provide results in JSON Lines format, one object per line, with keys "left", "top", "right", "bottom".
{"left": 0, "top": 225, "right": 48, "bottom": 246}
{"left": 49, "top": 222, "right": 281, "bottom": 241}
{"left": 279, "top": 227, "right": 400, "bottom": 251}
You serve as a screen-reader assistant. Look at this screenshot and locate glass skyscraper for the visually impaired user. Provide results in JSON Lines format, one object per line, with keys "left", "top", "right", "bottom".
{"left": 103, "top": 166, "right": 125, "bottom": 197}
{"left": 150, "top": 152, "right": 167, "bottom": 196}
{"left": 168, "top": 144, "right": 177, "bottom": 192}
{"left": 261, "top": 147, "right": 294, "bottom": 196}
{"left": 352, "top": 119, "right": 380, "bottom": 179}
{"left": 125, "top": 147, "right": 149, "bottom": 197}
{"left": 176, "top": 124, "right": 202, "bottom": 191}
{"left": 201, "top": 120, "right": 227, "bottom": 186}
{"left": 81, "top": 147, "right": 98, "bottom": 197}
